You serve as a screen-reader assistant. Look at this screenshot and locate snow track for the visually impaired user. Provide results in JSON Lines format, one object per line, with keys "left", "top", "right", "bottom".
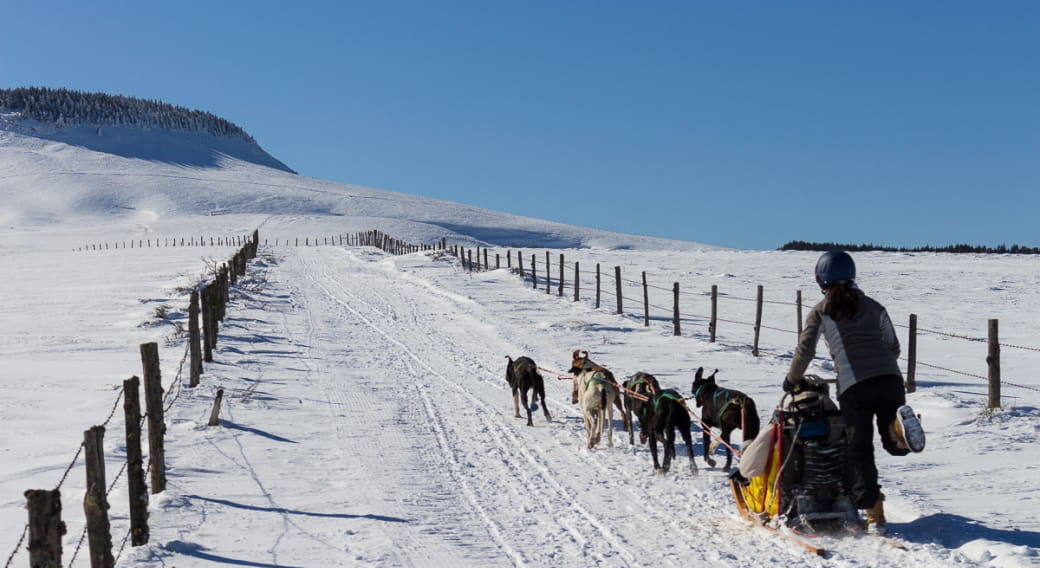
{"left": 124, "top": 246, "right": 979, "bottom": 567}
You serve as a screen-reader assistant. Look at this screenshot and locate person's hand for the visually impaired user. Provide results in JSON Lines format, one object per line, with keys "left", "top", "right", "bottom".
{"left": 783, "top": 374, "right": 805, "bottom": 393}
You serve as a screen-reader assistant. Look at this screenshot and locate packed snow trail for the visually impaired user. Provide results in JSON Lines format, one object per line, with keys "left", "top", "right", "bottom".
{"left": 122, "top": 246, "right": 974, "bottom": 567}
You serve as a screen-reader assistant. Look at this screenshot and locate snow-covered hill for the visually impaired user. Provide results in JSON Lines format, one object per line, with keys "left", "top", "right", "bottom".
{"left": 0, "top": 114, "right": 719, "bottom": 252}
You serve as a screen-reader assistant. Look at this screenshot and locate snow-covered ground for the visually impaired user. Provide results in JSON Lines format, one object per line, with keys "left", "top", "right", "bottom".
{"left": 1, "top": 125, "right": 1038, "bottom": 567}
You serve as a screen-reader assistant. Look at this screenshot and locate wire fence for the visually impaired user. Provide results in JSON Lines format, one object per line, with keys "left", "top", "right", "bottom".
{"left": 6, "top": 233, "right": 259, "bottom": 568}
{"left": 455, "top": 245, "right": 1040, "bottom": 401}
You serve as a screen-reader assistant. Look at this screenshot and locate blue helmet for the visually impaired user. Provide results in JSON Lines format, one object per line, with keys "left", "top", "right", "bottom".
{"left": 815, "top": 250, "right": 855, "bottom": 288}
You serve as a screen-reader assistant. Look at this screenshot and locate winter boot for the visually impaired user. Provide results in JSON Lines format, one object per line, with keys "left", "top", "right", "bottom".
{"left": 864, "top": 493, "right": 886, "bottom": 535}
{"left": 893, "top": 405, "right": 925, "bottom": 453}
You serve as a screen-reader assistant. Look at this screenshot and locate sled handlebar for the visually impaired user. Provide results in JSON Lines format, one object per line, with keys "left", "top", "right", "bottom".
{"left": 801, "top": 374, "right": 836, "bottom": 386}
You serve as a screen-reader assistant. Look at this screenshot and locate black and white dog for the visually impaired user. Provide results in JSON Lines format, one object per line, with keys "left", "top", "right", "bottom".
{"left": 505, "top": 356, "right": 552, "bottom": 426}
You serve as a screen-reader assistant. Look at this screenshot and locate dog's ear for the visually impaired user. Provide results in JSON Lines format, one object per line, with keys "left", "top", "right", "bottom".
{"left": 695, "top": 366, "right": 704, "bottom": 380}
{"left": 582, "top": 350, "right": 589, "bottom": 360}
{"left": 708, "top": 369, "right": 719, "bottom": 382}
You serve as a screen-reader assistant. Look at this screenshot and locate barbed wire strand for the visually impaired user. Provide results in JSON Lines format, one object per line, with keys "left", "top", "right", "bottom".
{"left": 3, "top": 525, "right": 28, "bottom": 568}
{"left": 67, "top": 525, "right": 88, "bottom": 568}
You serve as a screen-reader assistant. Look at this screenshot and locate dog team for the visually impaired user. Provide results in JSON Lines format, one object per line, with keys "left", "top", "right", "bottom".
{"left": 505, "top": 349, "right": 758, "bottom": 475}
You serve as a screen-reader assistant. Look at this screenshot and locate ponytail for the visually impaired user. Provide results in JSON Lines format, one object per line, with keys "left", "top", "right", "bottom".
{"left": 823, "top": 284, "right": 859, "bottom": 320}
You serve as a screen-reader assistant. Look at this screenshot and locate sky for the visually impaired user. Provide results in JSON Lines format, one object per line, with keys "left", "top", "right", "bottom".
{"left": 2, "top": 0, "right": 1038, "bottom": 250}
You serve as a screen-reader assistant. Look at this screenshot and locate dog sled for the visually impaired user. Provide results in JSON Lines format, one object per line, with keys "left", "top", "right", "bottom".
{"left": 729, "top": 376, "right": 860, "bottom": 536}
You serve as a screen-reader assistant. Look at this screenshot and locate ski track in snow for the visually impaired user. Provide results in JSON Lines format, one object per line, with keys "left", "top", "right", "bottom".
{"left": 109, "top": 245, "right": 997, "bottom": 567}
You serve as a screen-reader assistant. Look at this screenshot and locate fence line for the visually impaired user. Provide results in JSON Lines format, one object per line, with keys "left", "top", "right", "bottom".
{"left": 456, "top": 245, "right": 1039, "bottom": 404}
{"left": 8, "top": 232, "right": 261, "bottom": 568}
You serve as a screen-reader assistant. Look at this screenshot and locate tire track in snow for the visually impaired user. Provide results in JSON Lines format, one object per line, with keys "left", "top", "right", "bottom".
{"left": 302, "top": 248, "right": 651, "bottom": 566}
{"left": 299, "top": 251, "right": 530, "bottom": 565}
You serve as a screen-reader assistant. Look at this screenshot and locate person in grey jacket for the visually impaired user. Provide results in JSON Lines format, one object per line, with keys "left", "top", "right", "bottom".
{"left": 785, "top": 250, "right": 924, "bottom": 534}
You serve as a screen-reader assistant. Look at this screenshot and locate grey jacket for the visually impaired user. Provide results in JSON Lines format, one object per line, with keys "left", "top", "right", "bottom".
{"left": 787, "top": 289, "right": 902, "bottom": 397}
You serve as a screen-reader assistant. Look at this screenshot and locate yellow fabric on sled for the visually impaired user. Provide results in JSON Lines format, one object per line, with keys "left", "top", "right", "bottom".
{"left": 739, "top": 423, "right": 782, "bottom": 518}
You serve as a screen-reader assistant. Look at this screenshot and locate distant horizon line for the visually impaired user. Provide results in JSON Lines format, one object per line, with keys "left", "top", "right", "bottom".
{"left": 779, "top": 240, "right": 1040, "bottom": 255}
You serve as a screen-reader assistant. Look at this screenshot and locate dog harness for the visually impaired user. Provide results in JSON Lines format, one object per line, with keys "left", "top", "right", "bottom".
{"left": 694, "top": 385, "right": 748, "bottom": 426}
{"left": 627, "top": 374, "right": 657, "bottom": 394}
{"left": 583, "top": 371, "right": 611, "bottom": 387}
{"left": 575, "top": 358, "right": 615, "bottom": 387}
{"left": 652, "top": 390, "right": 688, "bottom": 414}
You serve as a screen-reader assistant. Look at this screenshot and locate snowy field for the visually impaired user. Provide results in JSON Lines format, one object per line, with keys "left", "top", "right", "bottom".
{"left": 1, "top": 128, "right": 1038, "bottom": 567}
{"left": 2, "top": 217, "right": 1038, "bottom": 568}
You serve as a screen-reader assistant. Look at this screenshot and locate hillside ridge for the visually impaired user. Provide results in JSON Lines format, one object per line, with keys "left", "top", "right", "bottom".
{"left": 0, "top": 87, "right": 294, "bottom": 173}
{"left": 1, "top": 87, "right": 253, "bottom": 142}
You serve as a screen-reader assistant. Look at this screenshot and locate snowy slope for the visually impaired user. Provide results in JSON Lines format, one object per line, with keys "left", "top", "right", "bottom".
{"left": 1, "top": 126, "right": 1038, "bottom": 567}
{"left": 0, "top": 121, "right": 717, "bottom": 251}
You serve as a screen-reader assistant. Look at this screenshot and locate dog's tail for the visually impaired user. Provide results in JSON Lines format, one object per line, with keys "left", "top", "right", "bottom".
{"left": 742, "top": 398, "right": 761, "bottom": 441}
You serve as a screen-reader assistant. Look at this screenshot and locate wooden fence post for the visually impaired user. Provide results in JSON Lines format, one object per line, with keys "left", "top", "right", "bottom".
{"left": 558, "top": 254, "right": 564, "bottom": 297}
{"left": 615, "top": 266, "right": 623, "bottom": 315}
{"left": 673, "top": 283, "right": 681, "bottom": 336}
{"left": 484, "top": 248, "right": 489, "bottom": 271}
{"left": 642, "top": 272, "right": 649, "bottom": 327}
{"left": 574, "top": 262, "right": 580, "bottom": 302}
{"left": 531, "top": 254, "right": 537, "bottom": 289}
{"left": 518, "top": 252, "right": 525, "bottom": 279}
{"left": 796, "top": 290, "right": 803, "bottom": 337}
{"left": 496, "top": 253, "right": 500, "bottom": 269}
{"left": 546, "top": 251, "right": 551, "bottom": 294}
{"left": 595, "top": 264, "right": 601, "bottom": 309}
{"left": 988, "top": 319, "right": 1001, "bottom": 409}
{"left": 208, "top": 389, "right": 225, "bottom": 426}
{"left": 123, "top": 376, "right": 149, "bottom": 546}
{"left": 467, "top": 249, "right": 472, "bottom": 272}
{"left": 507, "top": 250, "right": 512, "bottom": 269}
{"left": 25, "top": 489, "right": 65, "bottom": 566}
{"left": 140, "top": 343, "right": 167, "bottom": 494}
{"left": 906, "top": 314, "right": 917, "bottom": 393}
{"left": 710, "top": 284, "right": 718, "bottom": 343}
{"left": 218, "top": 265, "right": 229, "bottom": 322}
{"left": 83, "top": 425, "right": 114, "bottom": 567}
{"left": 189, "top": 291, "right": 201, "bottom": 387}
{"left": 753, "top": 285, "right": 763, "bottom": 356}
{"left": 201, "top": 286, "right": 213, "bottom": 363}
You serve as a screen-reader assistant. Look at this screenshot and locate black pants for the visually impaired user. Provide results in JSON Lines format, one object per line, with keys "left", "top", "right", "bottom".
{"left": 838, "top": 374, "right": 907, "bottom": 509}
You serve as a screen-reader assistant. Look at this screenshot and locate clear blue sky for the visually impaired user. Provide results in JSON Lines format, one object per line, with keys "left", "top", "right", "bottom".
{"left": 2, "top": 1, "right": 1037, "bottom": 250}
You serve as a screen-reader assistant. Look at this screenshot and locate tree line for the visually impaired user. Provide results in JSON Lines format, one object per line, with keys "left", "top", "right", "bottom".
{"left": 779, "top": 240, "right": 1040, "bottom": 254}
{"left": 0, "top": 86, "right": 254, "bottom": 142}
